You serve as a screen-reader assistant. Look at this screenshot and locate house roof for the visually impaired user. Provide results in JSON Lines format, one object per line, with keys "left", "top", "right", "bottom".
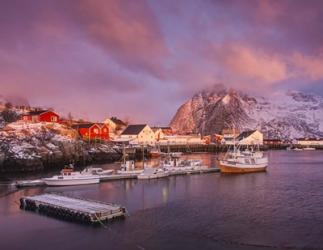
{"left": 237, "top": 130, "right": 257, "bottom": 140}
{"left": 151, "top": 127, "right": 162, "bottom": 132}
{"left": 25, "top": 110, "right": 53, "bottom": 116}
{"left": 72, "top": 123, "right": 99, "bottom": 129}
{"left": 121, "top": 124, "right": 147, "bottom": 135}
{"left": 110, "top": 117, "right": 127, "bottom": 126}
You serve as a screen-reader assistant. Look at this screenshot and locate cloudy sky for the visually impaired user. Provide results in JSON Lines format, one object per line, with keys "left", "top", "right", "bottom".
{"left": 1, "top": 0, "right": 323, "bottom": 124}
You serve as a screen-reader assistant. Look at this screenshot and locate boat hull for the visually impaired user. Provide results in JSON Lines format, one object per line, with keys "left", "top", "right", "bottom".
{"left": 43, "top": 177, "right": 100, "bottom": 186}
{"left": 218, "top": 163, "right": 267, "bottom": 174}
{"left": 137, "top": 172, "right": 169, "bottom": 180}
{"left": 117, "top": 170, "right": 143, "bottom": 175}
{"left": 150, "top": 152, "right": 161, "bottom": 158}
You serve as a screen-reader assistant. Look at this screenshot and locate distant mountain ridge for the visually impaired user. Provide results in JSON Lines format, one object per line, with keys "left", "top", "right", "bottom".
{"left": 170, "top": 85, "right": 323, "bottom": 139}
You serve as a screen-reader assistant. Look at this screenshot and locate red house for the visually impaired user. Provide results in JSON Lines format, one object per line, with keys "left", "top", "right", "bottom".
{"left": 99, "top": 123, "right": 109, "bottom": 140}
{"left": 21, "top": 110, "right": 60, "bottom": 123}
{"left": 72, "top": 123, "right": 109, "bottom": 140}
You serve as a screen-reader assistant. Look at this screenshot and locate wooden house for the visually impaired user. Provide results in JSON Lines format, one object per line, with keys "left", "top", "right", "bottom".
{"left": 120, "top": 124, "right": 155, "bottom": 145}
{"left": 21, "top": 110, "right": 60, "bottom": 123}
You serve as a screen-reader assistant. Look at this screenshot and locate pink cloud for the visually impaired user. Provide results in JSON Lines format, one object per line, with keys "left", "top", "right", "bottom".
{"left": 68, "top": 0, "right": 169, "bottom": 78}
{"left": 209, "top": 44, "right": 289, "bottom": 84}
{"left": 291, "top": 52, "right": 323, "bottom": 80}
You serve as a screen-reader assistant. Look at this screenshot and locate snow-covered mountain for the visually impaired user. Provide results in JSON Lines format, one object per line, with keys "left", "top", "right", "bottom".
{"left": 170, "top": 85, "right": 323, "bottom": 139}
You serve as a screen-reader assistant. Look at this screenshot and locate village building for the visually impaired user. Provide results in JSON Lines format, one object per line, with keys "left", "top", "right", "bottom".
{"left": 297, "top": 138, "right": 323, "bottom": 146}
{"left": 237, "top": 130, "right": 264, "bottom": 145}
{"left": 72, "top": 123, "right": 109, "bottom": 140}
{"left": 21, "top": 110, "right": 60, "bottom": 123}
{"left": 103, "top": 117, "right": 127, "bottom": 138}
{"left": 98, "top": 123, "right": 110, "bottom": 140}
{"left": 160, "top": 127, "right": 174, "bottom": 135}
{"left": 119, "top": 124, "right": 155, "bottom": 145}
{"left": 160, "top": 134, "right": 204, "bottom": 145}
{"left": 151, "top": 127, "right": 165, "bottom": 141}
{"left": 264, "top": 139, "right": 283, "bottom": 145}
{"left": 222, "top": 128, "right": 240, "bottom": 145}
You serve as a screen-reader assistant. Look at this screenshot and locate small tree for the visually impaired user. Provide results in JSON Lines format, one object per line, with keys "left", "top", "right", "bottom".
{"left": 4, "top": 102, "right": 13, "bottom": 109}
{"left": 1, "top": 109, "right": 18, "bottom": 123}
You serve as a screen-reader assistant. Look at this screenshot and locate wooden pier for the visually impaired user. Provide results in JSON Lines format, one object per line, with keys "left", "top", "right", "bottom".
{"left": 20, "top": 193, "right": 127, "bottom": 225}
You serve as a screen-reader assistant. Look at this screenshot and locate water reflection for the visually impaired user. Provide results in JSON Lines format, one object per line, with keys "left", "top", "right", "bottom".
{"left": 2, "top": 151, "right": 323, "bottom": 249}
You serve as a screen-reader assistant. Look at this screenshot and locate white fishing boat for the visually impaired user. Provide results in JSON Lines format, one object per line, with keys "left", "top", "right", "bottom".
{"left": 117, "top": 160, "right": 143, "bottom": 175}
{"left": 16, "top": 179, "right": 45, "bottom": 188}
{"left": 218, "top": 146, "right": 268, "bottom": 174}
{"left": 293, "top": 148, "right": 303, "bottom": 151}
{"left": 137, "top": 167, "right": 169, "bottom": 180}
{"left": 43, "top": 167, "right": 100, "bottom": 186}
{"left": 169, "top": 152, "right": 183, "bottom": 158}
{"left": 162, "top": 158, "right": 208, "bottom": 172}
{"left": 303, "top": 147, "right": 316, "bottom": 151}
{"left": 81, "top": 167, "right": 114, "bottom": 175}
{"left": 217, "top": 127, "right": 268, "bottom": 174}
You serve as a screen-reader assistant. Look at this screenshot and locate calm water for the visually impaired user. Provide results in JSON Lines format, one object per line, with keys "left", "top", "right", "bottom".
{"left": 1, "top": 151, "right": 323, "bottom": 250}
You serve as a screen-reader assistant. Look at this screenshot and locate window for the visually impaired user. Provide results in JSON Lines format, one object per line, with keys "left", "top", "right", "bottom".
{"left": 94, "top": 128, "right": 99, "bottom": 134}
{"left": 51, "top": 116, "right": 57, "bottom": 122}
{"left": 103, "top": 128, "right": 107, "bottom": 132}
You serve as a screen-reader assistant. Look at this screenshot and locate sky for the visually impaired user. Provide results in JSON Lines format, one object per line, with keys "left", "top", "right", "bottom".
{"left": 1, "top": 0, "right": 323, "bottom": 125}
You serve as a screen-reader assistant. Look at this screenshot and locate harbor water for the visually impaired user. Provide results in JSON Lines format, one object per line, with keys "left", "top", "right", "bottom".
{"left": 1, "top": 151, "right": 323, "bottom": 250}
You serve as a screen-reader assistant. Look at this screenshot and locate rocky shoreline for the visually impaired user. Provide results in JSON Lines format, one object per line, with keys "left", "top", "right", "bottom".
{"left": 0, "top": 147, "right": 121, "bottom": 174}
{"left": 0, "top": 122, "right": 122, "bottom": 173}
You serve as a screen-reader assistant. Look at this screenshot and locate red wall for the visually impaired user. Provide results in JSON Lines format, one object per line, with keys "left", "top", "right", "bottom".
{"left": 38, "top": 112, "right": 60, "bottom": 122}
{"left": 100, "top": 125, "right": 109, "bottom": 140}
{"left": 22, "top": 111, "right": 60, "bottom": 123}
{"left": 78, "top": 124, "right": 109, "bottom": 140}
{"left": 79, "top": 125, "right": 101, "bottom": 139}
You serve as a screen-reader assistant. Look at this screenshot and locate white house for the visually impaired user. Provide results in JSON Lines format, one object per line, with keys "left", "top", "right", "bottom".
{"left": 120, "top": 124, "right": 155, "bottom": 145}
{"left": 237, "top": 130, "right": 263, "bottom": 145}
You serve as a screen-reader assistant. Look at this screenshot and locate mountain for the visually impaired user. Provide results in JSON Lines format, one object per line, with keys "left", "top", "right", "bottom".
{"left": 170, "top": 85, "right": 323, "bottom": 139}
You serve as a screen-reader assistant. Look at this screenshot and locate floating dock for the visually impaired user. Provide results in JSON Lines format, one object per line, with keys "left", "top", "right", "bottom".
{"left": 20, "top": 193, "right": 127, "bottom": 225}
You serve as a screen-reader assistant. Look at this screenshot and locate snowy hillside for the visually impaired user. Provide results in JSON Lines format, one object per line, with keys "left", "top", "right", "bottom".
{"left": 170, "top": 85, "right": 323, "bottom": 139}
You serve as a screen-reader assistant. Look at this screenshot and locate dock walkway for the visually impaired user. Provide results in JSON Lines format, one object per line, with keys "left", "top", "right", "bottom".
{"left": 20, "top": 193, "right": 127, "bottom": 225}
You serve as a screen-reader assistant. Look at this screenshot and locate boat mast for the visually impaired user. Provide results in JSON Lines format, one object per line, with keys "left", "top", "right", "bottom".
{"left": 142, "top": 143, "right": 145, "bottom": 169}
{"left": 122, "top": 143, "right": 126, "bottom": 165}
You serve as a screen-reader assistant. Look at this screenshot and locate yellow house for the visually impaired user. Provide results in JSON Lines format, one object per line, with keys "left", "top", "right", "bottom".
{"left": 120, "top": 124, "right": 155, "bottom": 145}
{"left": 151, "top": 127, "right": 165, "bottom": 141}
{"left": 103, "top": 117, "right": 127, "bottom": 138}
{"left": 237, "top": 130, "right": 263, "bottom": 145}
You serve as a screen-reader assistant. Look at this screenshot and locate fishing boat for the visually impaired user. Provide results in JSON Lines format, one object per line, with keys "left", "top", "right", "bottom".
{"left": 81, "top": 167, "right": 114, "bottom": 175}
{"left": 293, "top": 147, "right": 303, "bottom": 151}
{"left": 162, "top": 158, "right": 208, "bottom": 173}
{"left": 43, "top": 166, "right": 100, "bottom": 186}
{"left": 16, "top": 179, "right": 45, "bottom": 188}
{"left": 169, "top": 152, "right": 183, "bottom": 158}
{"left": 137, "top": 167, "right": 169, "bottom": 180}
{"left": 218, "top": 146, "right": 268, "bottom": 174}
{"left": 217, "top": 127, "right": 268, "bottom": 175}
{"left": 117, "top": 160, "right": 143, "bottom": 175}
{"left": 303, "top": 147, "right": 316, "bottom": 151}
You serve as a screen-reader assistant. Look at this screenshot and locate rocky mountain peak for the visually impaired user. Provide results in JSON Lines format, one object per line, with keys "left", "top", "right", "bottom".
{"left": 170, "top": 86, "right": 323, "bottom": 139}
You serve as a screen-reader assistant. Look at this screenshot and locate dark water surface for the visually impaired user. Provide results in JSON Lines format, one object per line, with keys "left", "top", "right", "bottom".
{"left": 1, "top": 151, "right": 323, "bottom": 250}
